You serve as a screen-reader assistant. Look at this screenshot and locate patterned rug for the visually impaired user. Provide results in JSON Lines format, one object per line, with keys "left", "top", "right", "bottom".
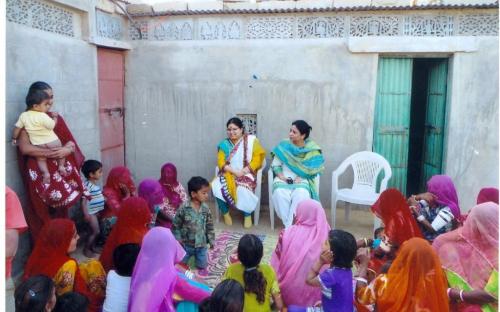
{"left": 194, "top": 229, "right": 278, "bottom": 288}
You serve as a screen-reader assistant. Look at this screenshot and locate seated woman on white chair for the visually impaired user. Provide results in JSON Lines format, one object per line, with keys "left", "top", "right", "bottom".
{"left": 270, "top": 120, "right": 324, "bottom": 228}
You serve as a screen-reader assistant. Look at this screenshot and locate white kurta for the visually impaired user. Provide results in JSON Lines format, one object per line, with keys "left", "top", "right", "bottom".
{"left": 212, "top": 135, "right": 259, "bottom": 214}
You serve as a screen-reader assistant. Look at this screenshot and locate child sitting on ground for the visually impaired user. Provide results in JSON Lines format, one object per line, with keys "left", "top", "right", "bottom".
{"left": 199, "top": 279, "right": 245, "bottom": 312}
{"left": 224, "top": 234, "right": 284, "bottom": 312}
{"left": 53, "top": 292, "right": 89, "bottom": 312}
{"left": 103, "top": 243, "right": 140, "bottom": 312}
{"left": 81, "top": 160, "right": 105, "bottom": 257}
{"left": 306, "top": 229, "right": 357, "bottom": 312}
{"left": 12, "top": 88, "right": 65, "bottom": 184}
{"left": 14, "top": 275, "right": 56, "bottom": 312}
{"left": 173, "top": 176, "right": 215, "bottom": 277}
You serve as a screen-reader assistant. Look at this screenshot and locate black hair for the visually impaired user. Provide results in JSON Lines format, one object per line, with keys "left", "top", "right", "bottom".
{"left": 202, "top": 279, "right": 245, "bottom": 312}
{"left": 237, "top": 234, "right": 266, "bottom": 304}
{"left": 328, "top": 229, "right": 357, "bottom": 269}
{"left": 53, "top": 292, "right": 89, "bottom": 312}
{"left": 291, "top": 120, "right": 312, "bottom": 139}
{"left": 25, "top": 89, "right": 51, "bottom": 110}
{"left": 81, "top": 160, "right": 103, "bottom": 179}
{"left": 14, "top": 275, "right": 55, "bottom": 312}
{"left": 113, "top": 243, "right": 140, "bottom": 277}
{"left": 187, "top": 176, "right": 210, "bottom": 197}
{"left": 374, "top": 227, "right": 385, "bottom": 239}
{"left": 28, "top": 81, "right": 52, "bottom": 93}
{"left": 226, "top": 117, "right": 244, "bottom": 132}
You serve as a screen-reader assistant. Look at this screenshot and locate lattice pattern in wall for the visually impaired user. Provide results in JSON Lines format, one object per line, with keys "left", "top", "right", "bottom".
{"left": 96, "top": 10, "right": 123, "bottom": 40}
{"left": 131, "top": 12, "right": 498, "bottom": 41}
{"left": 129, "top": 20, "right": 149, "bottom": 40}
{"left": 237, "top": 114, "right": 257, "bottom": 135}
{"left": 7, "top": 0, "right": 74, "bottom": 37}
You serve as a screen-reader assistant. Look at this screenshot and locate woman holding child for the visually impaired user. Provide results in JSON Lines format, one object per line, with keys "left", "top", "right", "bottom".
{"left": 270, "top": 120, "right": 324, "bottom": 228}
{"left": 212, "top": 117, "right": 266, "bottom": 228}
{"left": 16, "top": 81, "right": 87, "bottom": 238}
{"left": 23, "top": 219, "right": 106, "bottom": 312}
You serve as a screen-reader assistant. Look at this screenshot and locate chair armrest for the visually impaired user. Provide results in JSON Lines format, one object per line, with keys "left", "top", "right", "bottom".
{"left": 331, "top": 161, "right": 350, "bottom": 192}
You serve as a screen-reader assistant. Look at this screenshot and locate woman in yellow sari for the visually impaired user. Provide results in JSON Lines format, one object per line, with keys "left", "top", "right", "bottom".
{"left": 212, "top": 117, "right": 266, "bottom": 228}
{"left": 23, "top": 219, "right": 106, "bottom": 312}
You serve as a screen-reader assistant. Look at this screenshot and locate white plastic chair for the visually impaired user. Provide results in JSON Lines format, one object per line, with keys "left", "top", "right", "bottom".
{"left": 214, "top": 159, "right": 266, "bottom": 226}
{"left": 268, "top": 168, "right": 320, "bottom": 230}
{"left": 331, "top": 151, "right": 392, "bottom": 229}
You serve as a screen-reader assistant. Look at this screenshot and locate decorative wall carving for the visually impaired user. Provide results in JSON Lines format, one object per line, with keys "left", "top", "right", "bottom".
{"left": 199, "top": 20, "right": 242, "bottom": 40}
{"left": 96, "top": 10, "right": 123, "bottom": 40}
{"left": 7, "top": 0, "right": 74, "bottom": 37}
{"left": 246, "top": 17, "right": 294, "bottom": 39}
{"left": 129, "top": 20, "right": 149, "bottom": 40}
{"left": 237, "top": 114, "right": 257, "bottom": 135}
{"left": 350, "top": 16, "right": 401, "bottom": 37}
{"left": 152, "top": 20, "right": 194, "bottom": 40}
{"left": 134, "top": 13, "right": 497, "bottom": 41}
{"left": 457, "top": 14, "right": 498, "bottom": 36}
{"left": 297, "top": 16, "right": 346, "bottom": 38}
{"left": 404, "top": 15, "right": 453, "bottom": 36}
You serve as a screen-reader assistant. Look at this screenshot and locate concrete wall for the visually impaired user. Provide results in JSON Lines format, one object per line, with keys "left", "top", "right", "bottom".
{"left": 124, "top": 39, "right": 378, "bottom": 205}
{"left": 125, "top": 36, "right": 499, "bottom": 213}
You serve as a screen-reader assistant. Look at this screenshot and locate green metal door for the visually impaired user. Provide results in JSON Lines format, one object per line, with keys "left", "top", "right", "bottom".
{"left": 373, "top": 58, "right": 413, "bottom": 195}
{"left": 421, "top": 59, "right": 448, "bottom": 188}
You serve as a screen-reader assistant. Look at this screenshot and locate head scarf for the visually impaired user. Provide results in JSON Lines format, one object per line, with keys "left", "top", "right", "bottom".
{"left": 427, "top": 175, "right": 461, "bottom": 219}
{"left": 23, "top": 219, "right": 76, "bottom": 279}
{"left": 138, "top": 179, "right": 165, "bottom": 213}
{"left": 378, "top": 238, "right": 449, "bottom": 312}
{"left": 371, "top": 189, "right": 423, "bottom": 247}
{"left": 104, "top": 166, "right": 135, "bottom": 194}
{"left": 128, "top": 227, "right": 186, "bottom": 312}
{"left": 159, "top": 163, "right": 183, "bottom": 209}
{"left": 476, "top": 187, "right": 499, "bottom": 205}
{"left": 270, "top": 199, "right": 330, "bottom": 306}
{"left": 433, "top": 202, "right": 498, "bottom": 289}
{"left": 99, "top": 197, "right": 151, "bottom": 272}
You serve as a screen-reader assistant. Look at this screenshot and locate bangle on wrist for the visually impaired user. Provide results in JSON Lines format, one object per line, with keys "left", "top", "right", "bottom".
{"left": 355, "top": 277, "right": 368, "bottom": 284}
{"left": 459, "top": 290, "right": 464, "bottom": 302}
{"left": 447, "top": 288, "right": 452, "bottom": 298}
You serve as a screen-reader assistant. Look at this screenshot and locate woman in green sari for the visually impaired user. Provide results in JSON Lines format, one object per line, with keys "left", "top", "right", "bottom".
{"left": 270, "top": 120, "right": 324, "bottom": 228}
{"left": 433, "top": 202, "right": 498, "bottom": 312}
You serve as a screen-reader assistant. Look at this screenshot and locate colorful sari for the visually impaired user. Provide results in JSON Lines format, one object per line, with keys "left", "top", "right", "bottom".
{"left": 23, "top": 219, "right": 106, "bottom": 312}
{"left": 377, "top": 238, "right": 449, "bottom": 312}
{"left": 427, "top": 175, "right": 461, "bottom": 220}
{"left": 476, "top": 188, "right": 499, "bottom": 205}
{"left": 159, "top": 163, "right": 188, "bottom": 212}
{"left": 17, "top": 113, "right": 86, "bottom": 238}
{"left": 99, "top": 197, "right": 151, "bottom": 272}
{"left": 212, "top": 134, "right": 266, "bottom": 213}
{"left": 128, "top": 227, "right": 210, "bottom": 312}
{"left": 271, "top": 139, "right": 324, "bottom": 199}
{"left": 270, "top": 199, "right": 330, "bottom": 306}
{"left": 370, "top": 188, "right": 423, "bottom": 274}
{"left": 140, "top": 178, "right": 176, "bottom": 228}
{"left": 433, "top": 202, "right": 499, "bottom": 312}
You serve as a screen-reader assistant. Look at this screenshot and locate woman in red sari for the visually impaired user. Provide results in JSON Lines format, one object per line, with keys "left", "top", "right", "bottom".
{"left": 16, "top": 82, "right": 86, "bottom": 238}
{"left": 23, "top": 219, "right": 106, "bottom": 312}
{"left": 99, "top": 197, "right": 151, "bottom": 272}
{"left": 99, "top": 166, "right": 136, "bottom": 240}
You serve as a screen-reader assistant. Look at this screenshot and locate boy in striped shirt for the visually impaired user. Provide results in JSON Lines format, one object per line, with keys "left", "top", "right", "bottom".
{"left": 82, "top": 160, "right": 105, "bottom": 257}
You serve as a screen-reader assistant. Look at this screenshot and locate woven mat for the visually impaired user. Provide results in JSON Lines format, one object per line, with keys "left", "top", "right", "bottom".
{"left": 194, "top": 229, "right": 278, "bottom": 288}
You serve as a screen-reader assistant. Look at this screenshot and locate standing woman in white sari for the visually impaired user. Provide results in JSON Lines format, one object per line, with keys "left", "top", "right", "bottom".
{"left": 212, "top": 117, "right": 266, "bottom": 228}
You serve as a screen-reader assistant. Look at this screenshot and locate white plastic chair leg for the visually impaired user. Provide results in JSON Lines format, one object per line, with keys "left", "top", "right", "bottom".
{"left": 254, "top": 199, "right": 260, "bottom": 226}
{"left": 215, "top": 198, "right": 220, "bottom": 223}
{"left": 331, "top": 193, "right": 337, "bottom": 229}
{"left": 344, "top": 202, "right": 351, "bottom": 223}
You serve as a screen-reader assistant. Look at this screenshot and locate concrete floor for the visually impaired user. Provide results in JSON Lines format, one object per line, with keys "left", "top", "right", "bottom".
{"left": 5, "top": 202, "right": 376, "bottom": 311}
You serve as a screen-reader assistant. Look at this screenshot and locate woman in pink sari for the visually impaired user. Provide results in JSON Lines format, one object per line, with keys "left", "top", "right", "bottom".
{"left": 476, "top": 187, "right": 499, "bottom": 205}
{"left": 128, "top": 227, "right": 210, "bottom": 312}
{"left": 270, "top": 199, "right": 330, "bottom": 306}
{"left": 433, "top": 202, "right": 498, "bottom": 311}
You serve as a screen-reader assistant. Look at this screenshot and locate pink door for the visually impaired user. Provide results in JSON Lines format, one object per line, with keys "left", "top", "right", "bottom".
{"left": 98, "top": 48, "right": 125, "bottom": 180}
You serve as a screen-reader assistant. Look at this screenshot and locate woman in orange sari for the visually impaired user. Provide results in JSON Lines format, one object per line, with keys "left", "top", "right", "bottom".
{"left": 99, "top": 197, "right": 151, "bottom": 272}
{"left": 356, "top": 237, "right": 449, "bottom": 311}
{"left": 23, "top": 219, "right": 106, "bottom": 312}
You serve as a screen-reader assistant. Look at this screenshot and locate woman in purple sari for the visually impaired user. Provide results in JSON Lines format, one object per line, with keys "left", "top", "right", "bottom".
{"left": 138, "top": 179, "right": 173, "bottom": 228}
{"left": 128, "top": 227, "right": 210, "bottom": 312}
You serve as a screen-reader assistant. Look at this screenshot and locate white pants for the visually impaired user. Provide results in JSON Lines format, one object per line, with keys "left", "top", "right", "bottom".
{"left": 272, "top": 188, "right": 310, "bottom": 228}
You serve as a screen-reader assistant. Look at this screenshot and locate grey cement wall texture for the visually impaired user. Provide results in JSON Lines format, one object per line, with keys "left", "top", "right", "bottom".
{"left": 125, "top": 37, "right": 499, "bottom": 213}
{"left": 124, "top": 39, "right": 378, "bottom": 206}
